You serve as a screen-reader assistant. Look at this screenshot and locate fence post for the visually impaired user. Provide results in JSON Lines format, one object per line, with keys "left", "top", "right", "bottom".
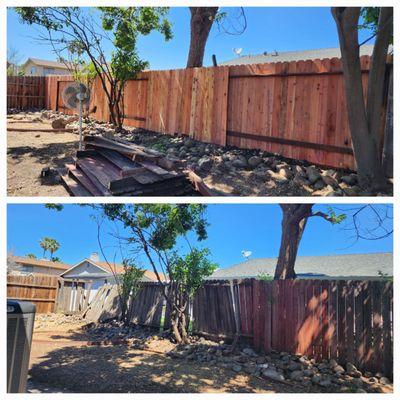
{"left": 229, "top": 279, "right": 241, "bottom": 341}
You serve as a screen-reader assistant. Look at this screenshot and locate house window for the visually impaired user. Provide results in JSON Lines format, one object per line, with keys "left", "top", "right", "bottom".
{"left": 44, "top": 67, "right": 55, "bottom": 75}
{"left": 30, "top": 66, "right": 36, "bottom": 75}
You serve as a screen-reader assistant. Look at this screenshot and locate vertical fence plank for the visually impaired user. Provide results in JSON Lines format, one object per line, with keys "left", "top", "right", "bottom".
{"left": 382, "top": 282, "right": 393, "bottom": 378}
{"left": 354, "top": 281, "right": 366, "bottom": 369}
{"left": 372, "top": 281, "right": 384, "bottom": 374}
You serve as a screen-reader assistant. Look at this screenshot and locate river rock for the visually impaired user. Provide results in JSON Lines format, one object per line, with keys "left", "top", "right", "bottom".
{"left": 262, "top": 368, "right": 285, "bottom": 382}
{"left": 306, "top": 166, "right": 322, "bottom": 184}
{"left": 248, "top": 156, "right": 262, "bottom": 168}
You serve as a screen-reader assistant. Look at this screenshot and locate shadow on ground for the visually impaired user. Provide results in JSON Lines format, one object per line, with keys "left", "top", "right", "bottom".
{"left": 29, "top": 344, "right": 301, "bottom": 393}
{"left": 7, "top": 140, "right": 77, "bottom": 167}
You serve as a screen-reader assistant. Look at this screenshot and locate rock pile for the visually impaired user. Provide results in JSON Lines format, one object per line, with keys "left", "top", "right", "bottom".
{"left": 34, "top": 313, "right": 84, "bottom": 330}
{"left": 8, "top": 111, "right": 392, "bottom": 196}
{"left": 167, "top": 339, "right": 392, "bottom": 393}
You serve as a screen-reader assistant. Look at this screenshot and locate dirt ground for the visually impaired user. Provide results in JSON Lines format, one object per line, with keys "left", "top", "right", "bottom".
{"left": 7, "top": 120, "right": 78, "bottom": 196}
{"left": 29, "top": 322, "right": 306, "bottom": 393}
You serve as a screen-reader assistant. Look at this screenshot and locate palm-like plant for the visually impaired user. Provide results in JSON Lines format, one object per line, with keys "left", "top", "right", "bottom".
{"left": 39, "top": 237, "right": 60, "bottom": 260}
{"left": 39, "top": 237, "right": 51, "bottom": 258}
{"left": 47, "top": 239, "right": 60, "bottom": 260}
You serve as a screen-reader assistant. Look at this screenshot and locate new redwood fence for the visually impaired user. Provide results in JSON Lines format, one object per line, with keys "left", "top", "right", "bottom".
{"left": 7, "top": 55, "right": 392, "bottom": 170}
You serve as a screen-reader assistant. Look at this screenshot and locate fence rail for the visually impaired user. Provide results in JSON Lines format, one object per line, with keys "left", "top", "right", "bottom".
{"left": 7, "top": 56, "right": 392, "bottom": 169}
{"left": 7, "top": 274, "right": 59, "bottom": 313}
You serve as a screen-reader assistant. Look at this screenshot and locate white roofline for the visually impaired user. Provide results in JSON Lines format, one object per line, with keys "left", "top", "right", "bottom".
{"left": 60, "top": 258, "right": 116, "bottom": 277}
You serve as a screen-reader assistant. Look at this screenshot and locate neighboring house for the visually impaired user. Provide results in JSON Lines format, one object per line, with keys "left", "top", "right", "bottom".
{"left": 8, "top": 255, "right": 71, "bottom": 276}
{"left": 208, "top": 253, "right": 393, "bottom": 280}
{"left": 60, "top": 253, "right": 165, "bottom": 300}
{"left": 22, "top": 58, "right": 71, "bottom": 76}
{"left": 220, "top": 44, "right": 393, "bottom": 66}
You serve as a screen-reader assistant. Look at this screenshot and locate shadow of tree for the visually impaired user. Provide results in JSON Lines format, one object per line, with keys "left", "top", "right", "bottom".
{"left": 7, "top": 140, "right": 78, "bottom": 167}
{"left": 29, "top": 344, "right": 301, "bottom": 393}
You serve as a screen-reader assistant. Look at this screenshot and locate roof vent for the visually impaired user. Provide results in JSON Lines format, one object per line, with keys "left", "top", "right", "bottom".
{"left": 90, "top": 252, "right": 99, "bottom": 262}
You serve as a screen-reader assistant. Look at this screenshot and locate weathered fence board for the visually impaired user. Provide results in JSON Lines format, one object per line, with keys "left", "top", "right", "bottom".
{"left": 7, "top": 76, "right": 45, "bottom": 110}
{"left": 192, "top": 281, "right": 236, "bottom": 337}
{"left": 71, "top": 277, "right": 392, "bottom": 377}
{"left": 56, "top": 279, "right": 92, "bottom": 314}
{"left": 130, "top": 283, "right": 165, "bottom": 327}
{"left": 7, "top": 274, "right": 59, "bottom": 313}
{"left": 248, "top": 279, "right": 392, "bottom": 377}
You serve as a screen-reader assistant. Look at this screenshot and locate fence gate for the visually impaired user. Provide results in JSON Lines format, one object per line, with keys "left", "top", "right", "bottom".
{"left": 56, "top": 279, "right": 92, "bottom": 314}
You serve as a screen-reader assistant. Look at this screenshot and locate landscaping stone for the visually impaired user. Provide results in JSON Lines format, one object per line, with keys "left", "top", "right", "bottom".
{"left": 262, "top": 368, "right": 285, "bottom": 382}
{"left": 248, "top": 156, "right": 262, "bottom": 168}
{"left": 341, "top": 174, "right": 358, "bottom": 186}
{"left": 306, "top": 166, "right": 322, "bottom": 184}
{"left": 198, "top": 156, "right": 213, "bottom": 172}
{"left": 232, "top": 364, "right": 242, "bottom": 373}
{"left": 232, "top": 156, "right": 248, "bottom": 168}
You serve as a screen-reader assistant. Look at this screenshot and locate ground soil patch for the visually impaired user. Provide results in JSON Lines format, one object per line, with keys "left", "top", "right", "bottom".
{"left": 7, "top": 120, "right": 78, "bottom": 196}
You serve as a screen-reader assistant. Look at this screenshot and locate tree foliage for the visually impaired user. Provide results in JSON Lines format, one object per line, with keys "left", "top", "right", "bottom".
{"left": 15, "top": 7, "right": 172, "bottom": 128}
{"left": 92, "top": 203, "right": 216, "bottom": 343}
{"left": 39, "top": 236, "right": 60, "bottom": 259}
{"left": 119, "top": 261, "right": 146, "bottom": 325}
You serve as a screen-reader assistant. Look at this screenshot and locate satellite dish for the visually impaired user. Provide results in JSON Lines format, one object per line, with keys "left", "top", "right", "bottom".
{"left": 61, "top": 82, "right": 91, "bottom": 151}
{"left": 233, "top": 48, "right": 243, "bottom": 57}
{"left": 241, "top": 250, "right": 252, "bottom": 260}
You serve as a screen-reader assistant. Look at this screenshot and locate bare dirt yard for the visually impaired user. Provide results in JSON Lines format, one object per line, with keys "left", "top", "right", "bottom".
{"left": 28, "top": 316, "right": 392, "bottom": 394}
{"left": 29, "top": 321, "right": 301, "bottom": 393}
{"left": 7, "top": 115, "right": 78, "bottom": 196}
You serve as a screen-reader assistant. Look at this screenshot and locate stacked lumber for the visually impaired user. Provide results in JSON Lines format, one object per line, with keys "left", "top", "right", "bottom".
{"left": 60, "top": 135, "right": 200, "bottom": 196}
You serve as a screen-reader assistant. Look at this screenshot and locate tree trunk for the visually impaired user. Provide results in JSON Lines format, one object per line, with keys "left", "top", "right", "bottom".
{"left": 382, "top": 64, "right": 393, "bottom": 177}
{"left": 366, "top": 7, "right": 393, "bottom": 149}
{"left": 186, "top": 7, "right": 218, "bottom": 68}
{"left": 274, "top": 204, "right": 313, "bottom": 279}
{"left": 331, "top": 7, "right": 387, "bottom": 191}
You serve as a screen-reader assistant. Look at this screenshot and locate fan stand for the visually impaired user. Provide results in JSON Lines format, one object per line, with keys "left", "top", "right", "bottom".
{"left": 76, "top": 92, "right": 85, "bottom": 151}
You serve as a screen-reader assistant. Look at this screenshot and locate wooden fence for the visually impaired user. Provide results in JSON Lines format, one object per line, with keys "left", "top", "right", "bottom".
{"left": 7, "top": 274, "right": 59, "bottom": 313}
{"left": 7, "top": 56, "right": 392, "bottom": 169}
{"left": 196, "top": 279, "right": 393, "bottom": 377}
{"left": 55, "top": 279, "right": 92, "bottom": 314}
{"left": 92, "top": 278, "right": 392, "bottom": 377}
{"left": 7, "top": 76, "right": 45, "bottom": 110}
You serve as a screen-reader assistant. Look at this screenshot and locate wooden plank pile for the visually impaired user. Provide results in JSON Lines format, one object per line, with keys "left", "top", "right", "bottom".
{"left": 60, "top": 135, "right": 200, "bottom": 196}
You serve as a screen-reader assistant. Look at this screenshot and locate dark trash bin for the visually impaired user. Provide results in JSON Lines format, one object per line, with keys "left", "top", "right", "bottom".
{"left": 7, "top": 300, "right": 36, "bottom": 393}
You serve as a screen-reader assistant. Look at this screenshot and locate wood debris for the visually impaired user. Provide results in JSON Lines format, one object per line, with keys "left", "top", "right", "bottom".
{"left": 60, "top": 135, "right": 210, "bottom": 196}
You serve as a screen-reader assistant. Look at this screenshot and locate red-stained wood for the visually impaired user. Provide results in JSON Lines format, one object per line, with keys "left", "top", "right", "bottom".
{"left": 26, "top": 56, "right": 392, "bottom": 170}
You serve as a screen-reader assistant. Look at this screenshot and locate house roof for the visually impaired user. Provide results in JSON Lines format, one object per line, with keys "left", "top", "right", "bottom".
{"left": 61, "top": 258, "right": 166, "bottom": 282}
{"left": 208, "top": 253, "right": 393, "bottom": 280}
{"left": 220, "top": 44, "right": 393, "bottom": 66}
{"left": 23, "top": 58, "right": 70, "bottom": 69}
{"left": 10, "top": 256, "right": 71, "bottom": 271}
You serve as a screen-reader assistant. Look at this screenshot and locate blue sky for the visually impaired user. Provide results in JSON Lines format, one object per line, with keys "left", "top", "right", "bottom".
{"left": 7, "top": 204, "right": 392, "bottom": 269}
{"left": 7, "top": 7, "right": 375, "bottom": 70}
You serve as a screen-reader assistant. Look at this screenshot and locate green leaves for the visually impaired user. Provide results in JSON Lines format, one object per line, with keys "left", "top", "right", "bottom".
{"left": 170, "top": 248, "right": 218, "bottom": 297}
{"left": 327, "top": 206, "right": 346, "bottom": 225}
